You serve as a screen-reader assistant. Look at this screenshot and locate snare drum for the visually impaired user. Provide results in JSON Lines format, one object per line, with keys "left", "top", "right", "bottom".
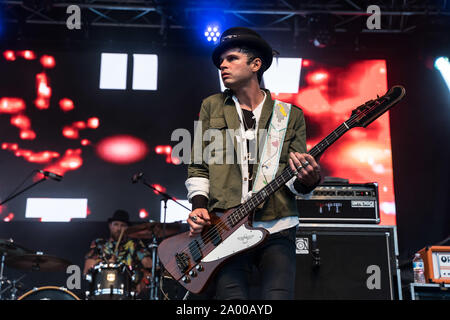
{"left": 18, "top": 286, "right": 80, "bottom": 300}
{"left": 86, "top": 263, "right": 135, "bottom": 300}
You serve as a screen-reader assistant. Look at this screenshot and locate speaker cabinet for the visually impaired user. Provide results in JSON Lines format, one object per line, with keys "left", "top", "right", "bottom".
{"left": 295, "top": 224, "right": 402, "bottom": 300}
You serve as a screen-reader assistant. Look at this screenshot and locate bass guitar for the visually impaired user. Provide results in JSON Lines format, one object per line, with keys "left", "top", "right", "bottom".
{"left": 158, "top": 85, "right": 406, "bottom": 294}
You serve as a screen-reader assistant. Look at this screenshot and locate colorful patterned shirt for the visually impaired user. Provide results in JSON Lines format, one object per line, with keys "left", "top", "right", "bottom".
{"left": 86, "top": 238, "right": 151, "bottom": 270}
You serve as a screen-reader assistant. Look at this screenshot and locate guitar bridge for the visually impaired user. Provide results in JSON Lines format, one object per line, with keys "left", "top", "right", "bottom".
{"left": 175, "top": 252, "right": 190, "bottom": 273}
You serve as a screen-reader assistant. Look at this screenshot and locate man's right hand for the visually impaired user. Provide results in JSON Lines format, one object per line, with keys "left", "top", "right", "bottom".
{"left": 188, "top": 208, "right": 211, "bottom": 237}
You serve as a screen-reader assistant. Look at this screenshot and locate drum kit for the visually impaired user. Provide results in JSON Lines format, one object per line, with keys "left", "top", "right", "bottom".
{"left": 0, "top": 238, "right": 76, "bottom": 300}
{"left": 0, "top": 220, "right": 187, "bottom": 300}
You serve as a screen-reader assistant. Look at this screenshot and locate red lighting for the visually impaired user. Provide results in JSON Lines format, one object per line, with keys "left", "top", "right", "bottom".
{"left": 171, "top": 156, "right": 181, "bottom": 165}
{"left": 96, "top": 135, "right": 149, "bottom": 164}
{"left": 34, "top": 97, "right": 49, "bottom": 110}
{"left": 87, "top": 117, "right": 100, "bottom": 129}
{"left": 3, "top": 50, "right": 16, "bottom": 61}
{"left": 307, "top": 71, "right": 329, "bottom": 85}
{"left": 139, "top": 209, "right": 149, "bottom": 219}
{"left": 0, "top": 98, "right": 26, "bottom": 114}
{"left": 20, "top": 50, "right": 36, "bottom": 60}
{"left": 3, "top": 213, "right": 14, "bottom": 222}
{"left": 81, "top": 139, "right": 91, "bottom": 146}
{"left": 20, "top": 129, "right": 36, "bottom": 140}
{"left": 40, "top": 55, "right": 56, "bottom": 68}
{"left": 73, "top": 121, "right": 86, "bottom": 129}
{"left": 11, "top": 114, "right": 31, "bottom": 129}
{"left": 62, "top": 126, "right": 79, "bottom": 139}
{"left": 59, "top": 98, "right": 74, "bottom": 112}
{"left": 302, "top": 59, "right": 311, "bottom": 67}
{"left": 151, "top": 184, "right": 166, "bottom": 195}
{"left": 38, "top": 82, "right": 51, "bottom": 98}
{"left": 155, "top": 145, "right": 175, "bottom": 164}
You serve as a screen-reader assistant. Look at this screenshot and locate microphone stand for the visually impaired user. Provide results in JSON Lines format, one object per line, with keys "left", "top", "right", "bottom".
{"left": 0, "top": 177, "right": 47, "bottom": 206}
{"left": 135, "top": 179, "right": 190, "bottom": 300}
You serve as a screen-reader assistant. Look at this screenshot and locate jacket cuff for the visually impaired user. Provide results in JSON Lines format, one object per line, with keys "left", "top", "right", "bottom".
{"left": 293, "top": 179, "right": 315, "bottom": 194}
{"left": 191, "top": 195, "right": 209, "bottom": 210}
{"left": 293, "top": 173, "right": 322, "bottom": 194}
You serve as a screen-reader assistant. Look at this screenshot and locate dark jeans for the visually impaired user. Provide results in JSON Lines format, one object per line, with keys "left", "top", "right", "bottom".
{"left": 214, "top": 226, "right": 297, "bottom": 300}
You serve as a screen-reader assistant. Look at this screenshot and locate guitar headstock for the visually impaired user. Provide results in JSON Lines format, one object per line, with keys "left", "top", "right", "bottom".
{"left": 350, "top": 85, "right": 406, "bottom": 128}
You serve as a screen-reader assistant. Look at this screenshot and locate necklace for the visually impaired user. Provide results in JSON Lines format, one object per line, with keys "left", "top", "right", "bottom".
{"left": 242, "top": 110, "right": 256, "bottom": 140}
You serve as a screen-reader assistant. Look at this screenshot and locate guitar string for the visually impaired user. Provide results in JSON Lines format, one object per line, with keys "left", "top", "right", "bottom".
{"left": 173, "top": 98, "right": 389, "bottom": 270}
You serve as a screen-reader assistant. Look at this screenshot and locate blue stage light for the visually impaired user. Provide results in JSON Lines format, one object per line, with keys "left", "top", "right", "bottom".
{"left": 435, "top": 57, "right": 450, "bottom": 92}
{"left": 204, "top": 25, "right": 220, "bottom": 43}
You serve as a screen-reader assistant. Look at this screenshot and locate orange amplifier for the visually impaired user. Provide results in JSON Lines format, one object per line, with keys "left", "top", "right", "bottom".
{"left": 418, "top": 246, "right": 450, "bottom": 284}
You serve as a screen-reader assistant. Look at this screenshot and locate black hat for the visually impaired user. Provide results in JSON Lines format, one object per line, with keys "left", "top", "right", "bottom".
{"left": 212, "top": 27, "right": 274, "bottom": 71}
{"left": 108, "top": 209, "right": 130, "bottom": 225}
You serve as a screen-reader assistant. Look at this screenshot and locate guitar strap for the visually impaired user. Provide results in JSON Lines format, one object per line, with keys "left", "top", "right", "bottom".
{"left": 252, "top": 100, "right": 292, "bottom": 192}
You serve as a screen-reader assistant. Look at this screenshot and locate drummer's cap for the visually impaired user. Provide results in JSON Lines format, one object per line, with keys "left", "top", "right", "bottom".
{"left": 107, "top": 209, "right": 130, "bottom": 225}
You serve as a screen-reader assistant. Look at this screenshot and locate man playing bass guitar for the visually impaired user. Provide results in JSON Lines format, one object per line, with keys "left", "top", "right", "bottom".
{"left": 185, "top": 27, "right": 321, "bottom": 300}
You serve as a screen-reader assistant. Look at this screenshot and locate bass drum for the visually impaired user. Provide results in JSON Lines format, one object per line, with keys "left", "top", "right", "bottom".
{"left": 18, "top": 286, "right": 80, "bottom": 300}
{"left": 160, "top": 274, "right": 188, "bottom": 300}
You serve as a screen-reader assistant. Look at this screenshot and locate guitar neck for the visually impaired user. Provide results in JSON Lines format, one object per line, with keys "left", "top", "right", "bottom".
{"left": 228, "top": 121, "right": 352, "bottom": 226}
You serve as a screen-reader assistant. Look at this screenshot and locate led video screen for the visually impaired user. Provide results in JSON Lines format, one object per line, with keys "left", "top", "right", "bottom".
{"left": 0, "top": 49, "right": 395, "bottom": 225}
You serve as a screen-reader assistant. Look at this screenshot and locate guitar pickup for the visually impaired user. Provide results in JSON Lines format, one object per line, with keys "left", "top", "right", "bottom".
{"left": 209, "top": 225, "right": 222, "bottom": 246}
{"left": 175, "top": 252, "right": 190, "bottom": 273}
{"left": 188, "top": 240, "right": 202, "bottom": 263}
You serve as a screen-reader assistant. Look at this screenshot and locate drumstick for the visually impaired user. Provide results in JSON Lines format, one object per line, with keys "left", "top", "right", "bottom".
{"left": 114, "top": 228, "right": 125, "bottom": 258}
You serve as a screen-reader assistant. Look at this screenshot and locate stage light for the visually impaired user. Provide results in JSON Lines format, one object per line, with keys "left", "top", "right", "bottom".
{"left": 26, "top": 198, "right": 88, "bottom": 222}
{"left": 0, "top": 97, "right": 26, "bottom": 114}
{"left": 96, "top": 135, "right": 149, "bottom": 164}
{"left": 3, "top": 50, "right": 16, "bottom": 61}
{"left": 263, "top": 58, "right": 303, "bottom": 94}
{"left": 59, "top": 98, "right": 74, "bottom": 112}
{"left": 132, "top": 54, "right": 158, "bottom": 90}
{"left": 160, "top": 199, "right": 190, "bottom": 223}
{"left": 204, "top": 25, "right": 220, "bottom": 43}
{"left": 139, "top": 209, "right": 149, "bottom": 219}
{"left": 40, "top": 55, "right": 56, "bottom": 68}
{"left": 99, "top": 53, "right": 128, "bottom": 90}
{"left": 87, "top": 117, "right": 100, "bottom": 129}
{"left": 435, "top": 56, "right": 450, "bottom": 92}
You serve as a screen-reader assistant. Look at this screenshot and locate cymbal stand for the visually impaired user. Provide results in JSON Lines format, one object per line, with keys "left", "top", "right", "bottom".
{"left": 0, "top": 253, "right": 6, "bottom": 300}
{"left": 9, "top": 275, "right": 25, "bottom": 300}
{"left": 148, "top": 232, "right": 159, "bottom": 300}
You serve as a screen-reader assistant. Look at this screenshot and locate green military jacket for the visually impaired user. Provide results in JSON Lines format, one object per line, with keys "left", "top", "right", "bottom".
{"left": 187, "top": 88, "right": 309, "bottom": 222}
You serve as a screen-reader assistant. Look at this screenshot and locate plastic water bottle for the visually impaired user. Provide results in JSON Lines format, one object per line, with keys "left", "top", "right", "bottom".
{"left": 412, "top": 253, "right": 426, "bottom": 284}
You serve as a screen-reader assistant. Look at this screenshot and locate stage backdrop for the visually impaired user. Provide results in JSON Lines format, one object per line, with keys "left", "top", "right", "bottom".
{"left": 0, "top": 48, "right": 395, "bottom": 225}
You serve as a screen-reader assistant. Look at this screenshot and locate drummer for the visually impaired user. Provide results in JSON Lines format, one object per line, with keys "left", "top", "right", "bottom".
{"left": 83, "top": 210, "right": 153, "bottom": 296}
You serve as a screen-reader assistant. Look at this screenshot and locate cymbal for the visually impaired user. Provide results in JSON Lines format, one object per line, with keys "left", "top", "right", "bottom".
{"left": 6, "top": 253, "right": 72, "bottom": 272}
{"left": 0, "top": 239, "right": 32, "bottom": 257}
{"left": 126, "top": 221, "right": 183, "bottom": 239}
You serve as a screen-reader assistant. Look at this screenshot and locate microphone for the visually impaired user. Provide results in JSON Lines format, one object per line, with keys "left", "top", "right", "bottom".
{"left": 38, "top": 170, "right": 63, "bottom": 182}
{"left": 132, "top": 172, "right": 144, "bottom": 184}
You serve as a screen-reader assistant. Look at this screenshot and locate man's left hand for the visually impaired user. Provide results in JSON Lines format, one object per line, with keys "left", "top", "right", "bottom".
{"left": 288, "top": 152, "right": 321, "bottom": 187}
